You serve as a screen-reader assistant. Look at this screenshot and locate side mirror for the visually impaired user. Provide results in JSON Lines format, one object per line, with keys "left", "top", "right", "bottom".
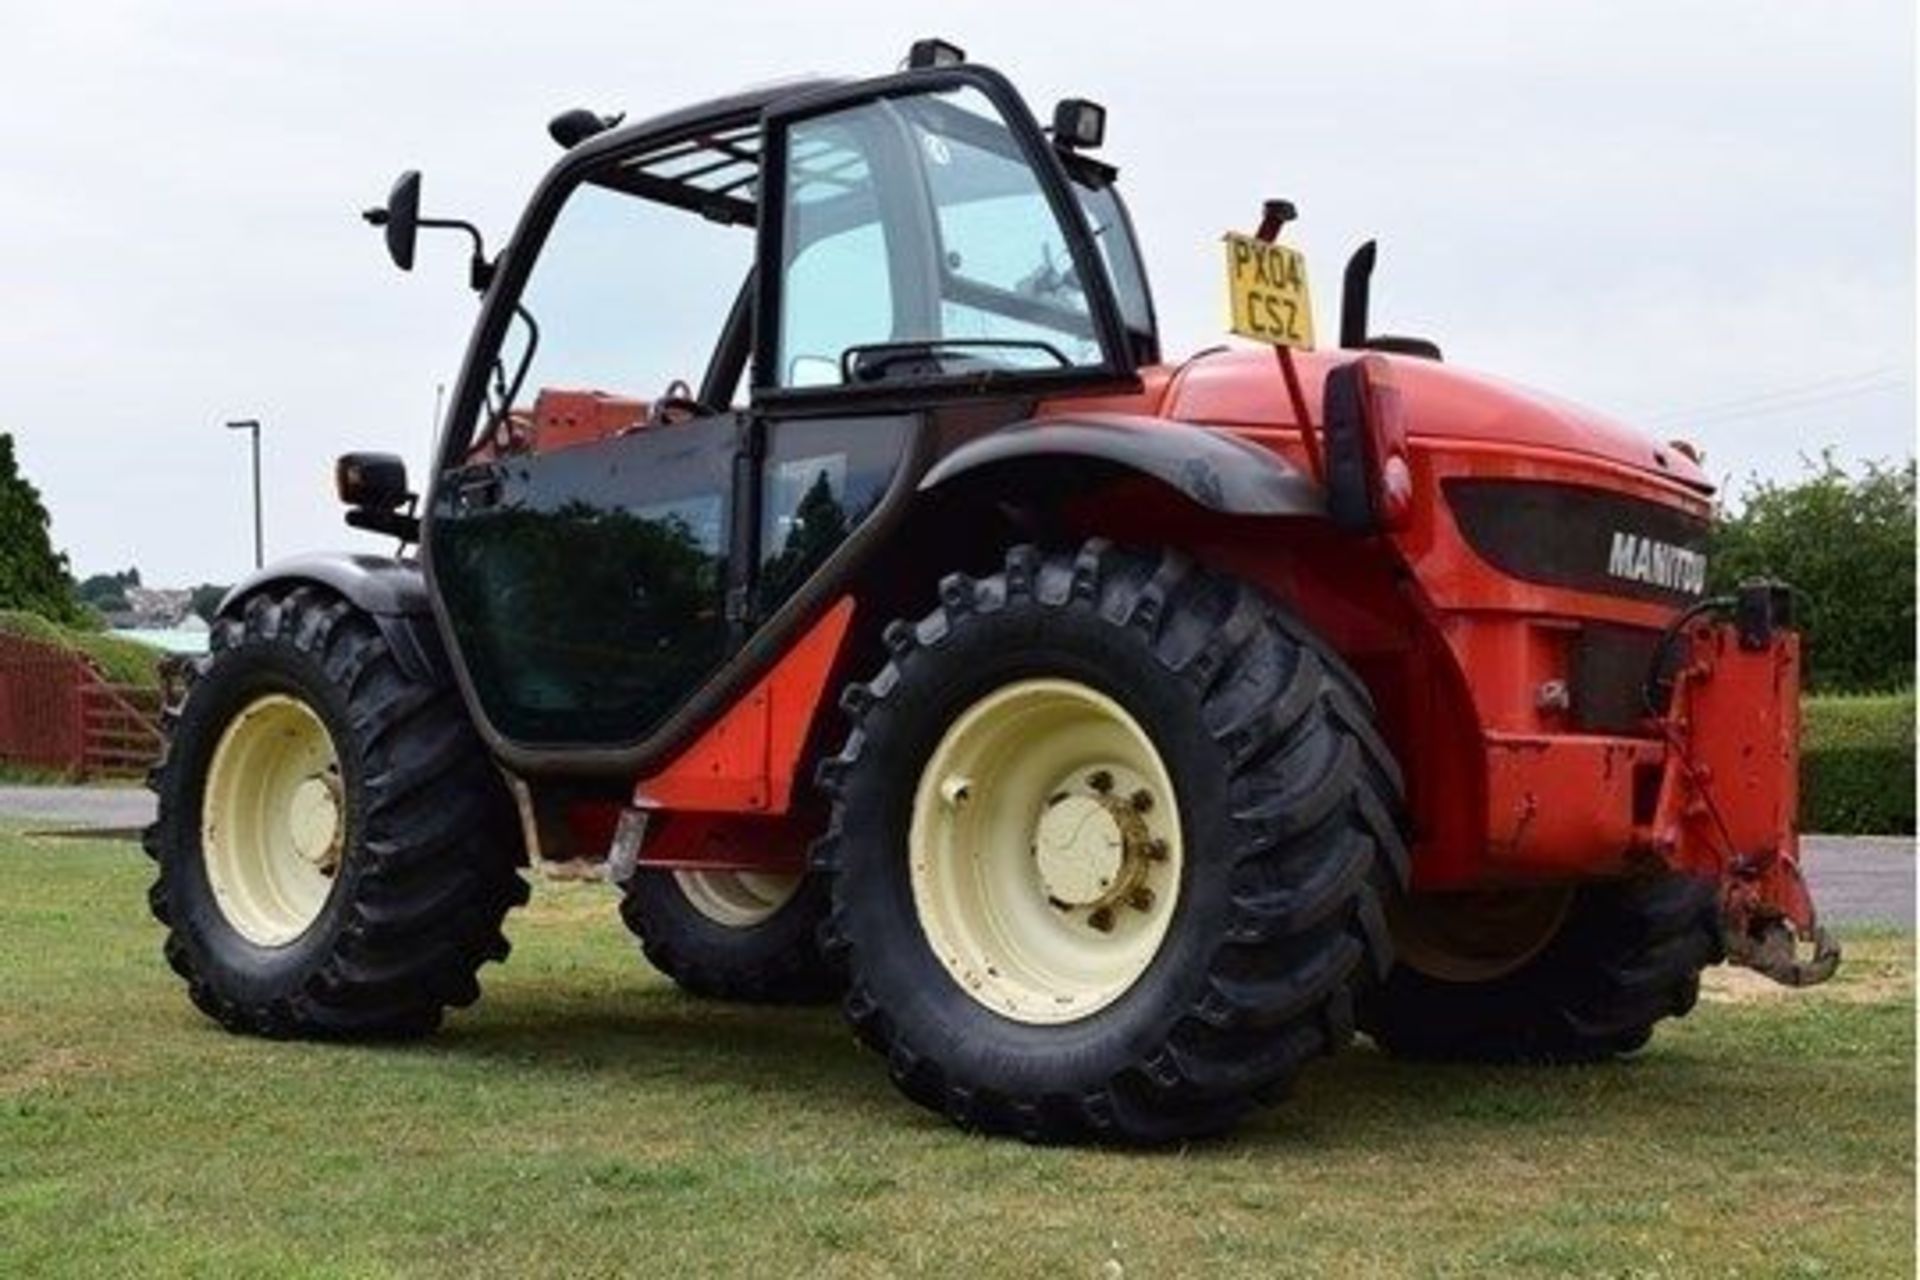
{"left": 360, "top": 170, "right": 492, "bottom": 292}
{"left": 362, "top": 170, "right": 421, "bottom": 271}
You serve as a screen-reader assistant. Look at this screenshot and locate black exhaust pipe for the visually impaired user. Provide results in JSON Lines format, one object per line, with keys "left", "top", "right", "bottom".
{"left": 1339, "top": 239, "right": 1443, "bottom": 361}
{"left": 1341, "top": 239, "right": 1377, "bottom": 350}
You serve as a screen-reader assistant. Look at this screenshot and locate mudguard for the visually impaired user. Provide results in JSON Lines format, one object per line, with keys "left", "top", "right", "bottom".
{"left": 218, "top": 553, "right": 445, "bottom": 684}
{"left": 918, "top": 413, "right": 1324, "bottom": 516}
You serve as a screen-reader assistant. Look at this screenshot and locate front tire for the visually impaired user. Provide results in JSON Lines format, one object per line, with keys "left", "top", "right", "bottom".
{"left": 144, "top": 586, "right": 527, "bottom": 1038}
{"left": 816, "top": 542, "right": 1408, "bottom": 1144}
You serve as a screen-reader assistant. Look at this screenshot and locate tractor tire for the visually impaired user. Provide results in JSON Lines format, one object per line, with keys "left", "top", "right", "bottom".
{"left": 1361, "top": 874, "right": 1723, "bottom": 1062}
{"left": 814, "top": 541, "right": 1409, "bottom": 1144}
{"left": 143, "top": 585, "right": 528, "bottom": 1039}
{"left": 618, "top": 869, "right": 839, "bottom": 1003}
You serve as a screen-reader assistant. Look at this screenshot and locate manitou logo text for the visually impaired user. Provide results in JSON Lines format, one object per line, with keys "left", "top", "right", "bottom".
{"left": 1607, "top": 532, "right": 1707, "bottom": 595}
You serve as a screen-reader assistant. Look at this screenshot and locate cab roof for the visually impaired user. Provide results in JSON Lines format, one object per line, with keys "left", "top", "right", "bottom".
{"left": 580, "top": 77, "right": 843, "bottom": 227}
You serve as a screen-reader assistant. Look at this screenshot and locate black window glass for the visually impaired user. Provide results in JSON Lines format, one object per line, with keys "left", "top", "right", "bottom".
{"left": 431, "top": 423, "right": 734, "bottom": 744}
{"left": 756, "top": 416, "right": 913, "bottom": 615}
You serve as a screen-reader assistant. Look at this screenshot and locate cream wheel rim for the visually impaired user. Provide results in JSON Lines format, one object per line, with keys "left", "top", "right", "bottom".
{"left": 909, "top": 678, "right": 1183, "bottom": 1025}
{"left": 200, "top": 693, "right": 345, "bottom": 947}
{"left": 673, "top": 869, "right": 802, "bottom": 928}
{"left": 1390, "top": 887, "right": 1575, "bottom": 983}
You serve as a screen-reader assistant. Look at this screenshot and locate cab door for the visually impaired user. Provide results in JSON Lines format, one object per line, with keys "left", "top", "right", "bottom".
{"left": 427, "top": 157, "right": 754, "bottom": 752}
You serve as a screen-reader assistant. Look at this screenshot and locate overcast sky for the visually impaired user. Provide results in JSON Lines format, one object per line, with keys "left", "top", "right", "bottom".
{"left": 3, "top": 0, "right": 1912, "bottom": 587}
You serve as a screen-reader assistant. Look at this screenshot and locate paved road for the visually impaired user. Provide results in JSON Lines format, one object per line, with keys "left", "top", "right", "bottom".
{"left": 0, "top": 785, "right": 153, "bottom": 831}
{"left": 3, "top": 785, "right": 1912, "bottom": 927}
{"left": 1799, "top": 835, "right": 1914, "bottom": 928}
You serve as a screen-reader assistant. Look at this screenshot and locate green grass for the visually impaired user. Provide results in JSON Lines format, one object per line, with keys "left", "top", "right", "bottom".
{"left": 1, "top": 831, "right": 1911, "bottom": 1278}
{"left": 0, "top": 610, "right": 163, "bottom": 689}
{"left": 1802, "top": 692, "right": 1915, "bottom": 834}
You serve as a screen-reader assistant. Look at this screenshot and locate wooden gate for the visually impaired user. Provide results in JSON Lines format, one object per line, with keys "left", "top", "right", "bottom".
{"left": 0, "top": 633, "right": 163, "bottom": 779}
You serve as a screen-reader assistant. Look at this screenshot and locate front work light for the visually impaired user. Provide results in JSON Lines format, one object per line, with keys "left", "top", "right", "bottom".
{"left": 1052, "top": 98, "right": 1107, "bottom": 149}
{"left": 908, "top": 38, "right": 966, "bottom": 69}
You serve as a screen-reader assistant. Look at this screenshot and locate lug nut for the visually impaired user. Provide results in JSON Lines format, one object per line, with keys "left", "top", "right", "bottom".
{"left": 1128, "top": 886, "right": 1155, "bottom": 911}
{"left": 1087, "top": 906, "right": 1115, "bottom": 933}
{"left": 1087, "top": 770, "right": 1113, "bottom": 794}
{"left": 1129, "top": 789, "right": 1153, "bottom": 813}
{"left": 1146, "top": 838, "right": 1169, "bottom": 862}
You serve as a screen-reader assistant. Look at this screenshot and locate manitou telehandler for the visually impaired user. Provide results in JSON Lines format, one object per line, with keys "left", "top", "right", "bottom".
{"left": 146, "top": 39, "right": 1836, "bottom": 1143}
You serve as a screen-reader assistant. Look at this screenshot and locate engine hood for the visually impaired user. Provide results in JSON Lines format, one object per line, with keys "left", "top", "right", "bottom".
{"left": 1162, "top": 347, "right": 1713, "bottom": 494}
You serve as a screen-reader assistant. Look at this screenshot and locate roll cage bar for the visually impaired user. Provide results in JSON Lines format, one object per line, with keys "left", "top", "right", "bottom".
{"left": 429, "top": 61, "right": 1157, "bottom": 476}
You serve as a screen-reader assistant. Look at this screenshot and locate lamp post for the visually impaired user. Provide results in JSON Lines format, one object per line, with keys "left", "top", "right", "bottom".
{"left": 225, "top": 418, "right": 263, "bottom": 569}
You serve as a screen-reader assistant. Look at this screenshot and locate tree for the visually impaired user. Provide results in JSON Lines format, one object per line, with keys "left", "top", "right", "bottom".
{"left": 189, "top": 584, "right": 230, "bottom": 624}
{"left": 1709, "top": 454, "right": 1915, "bottom": 693}
{"left": 75, "top": 568, "right": 141, "bottom": 614}
{"left": 0, "top": 432, "right": 86, "bottom": 626}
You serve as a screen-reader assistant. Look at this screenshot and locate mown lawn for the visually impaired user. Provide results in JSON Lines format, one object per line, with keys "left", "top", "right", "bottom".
{"left": 2, "top": 829, "right": 1912, "bottom": 1278}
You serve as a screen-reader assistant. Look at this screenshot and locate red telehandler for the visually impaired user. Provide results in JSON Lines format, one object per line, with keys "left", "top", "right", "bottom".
{"left": 146, "top": 39, "right": 1835, "bottom": 1143}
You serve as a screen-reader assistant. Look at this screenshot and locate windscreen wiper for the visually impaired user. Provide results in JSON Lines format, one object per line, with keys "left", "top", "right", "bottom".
{"left": 840, "top": 338, "right": 1069, "bottom": 385}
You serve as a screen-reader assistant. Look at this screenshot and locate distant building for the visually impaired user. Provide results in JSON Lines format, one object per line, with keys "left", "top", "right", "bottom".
{"left": 122, "top": 587, "right": 194, "bottom": 629}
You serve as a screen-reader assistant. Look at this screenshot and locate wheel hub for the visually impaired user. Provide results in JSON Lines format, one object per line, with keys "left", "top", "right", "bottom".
{"left": 287, "top": 776, "right": 343, "bottom": 873}
{"left": 1033, "top": 784, "right": 1160, "bottom": 916}
{"left": 1033, "top": 795, "right": 1123, "bottom": 907}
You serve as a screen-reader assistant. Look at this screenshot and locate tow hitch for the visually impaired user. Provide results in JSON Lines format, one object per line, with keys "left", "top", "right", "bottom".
{"left": 1727, "top": 908, "right": 1841, "bottom": 987}
{"left": 1647, "top": 580, "right": 1840, "bottom": 987}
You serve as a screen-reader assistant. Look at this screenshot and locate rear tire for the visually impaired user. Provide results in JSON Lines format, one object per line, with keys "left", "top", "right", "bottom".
{"left": 1362, "top": 874, "right": 1722, "bottom": 1062}
{"left": 144, "top": 586, "right": 527, "bottom": 1039}
{"left": 815, "top": 541, "right": 1409, "bottom": 1144}
{"left": 618, "top": 869, "right": 839, "bottom": 1003}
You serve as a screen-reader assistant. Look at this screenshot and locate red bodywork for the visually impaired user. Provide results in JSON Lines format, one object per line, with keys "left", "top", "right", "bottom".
{"left": 596, "top": 345, "right": 1826, "bottom": 974}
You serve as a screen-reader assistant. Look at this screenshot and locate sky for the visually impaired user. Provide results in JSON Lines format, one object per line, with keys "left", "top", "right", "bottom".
{"left": 1, "top": 0, "right": 1912, "bottom": 587}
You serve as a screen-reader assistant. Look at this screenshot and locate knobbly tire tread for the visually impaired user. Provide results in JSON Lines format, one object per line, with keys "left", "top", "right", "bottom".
{"left": 143, "top": 585, "right": 527, "bottom": 1039}
{"left": 617, "top": 871, "right": 840, "bottom": 1004}
{"left": 1361, "top": 874, "right": 1723, "bottom": 1063}
{"left": 813, "top": 541, "right": 1409, "bottom": 1144}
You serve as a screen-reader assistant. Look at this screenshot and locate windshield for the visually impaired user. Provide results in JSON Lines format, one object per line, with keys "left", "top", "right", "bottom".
{"left": 775, "top": 84, "right": 1156, "bottom": 387}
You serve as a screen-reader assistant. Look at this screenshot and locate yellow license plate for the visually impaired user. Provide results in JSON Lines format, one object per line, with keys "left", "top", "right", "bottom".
{"left": 1224, "top": 232, "right": 1315, "bottom": 350}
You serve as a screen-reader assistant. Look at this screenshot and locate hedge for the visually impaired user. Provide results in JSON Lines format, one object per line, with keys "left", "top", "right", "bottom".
{"left": 1801, "top": 692, "right": 1915, "bottom": 835}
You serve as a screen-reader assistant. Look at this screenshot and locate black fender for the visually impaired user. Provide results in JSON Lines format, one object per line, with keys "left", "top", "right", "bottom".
{"left": 218, "top": 553, "right": 447, "bottom": 684}
{"left": 917, "top": 413, "right": 1325, "bottom": 515}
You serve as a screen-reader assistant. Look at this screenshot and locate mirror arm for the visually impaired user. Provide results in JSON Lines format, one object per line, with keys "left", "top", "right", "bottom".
{"left": 417, "top": 217, "right": 494, "bottom": 292}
